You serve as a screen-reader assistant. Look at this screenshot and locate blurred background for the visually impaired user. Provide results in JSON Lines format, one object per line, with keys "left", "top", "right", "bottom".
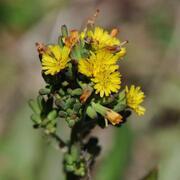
{"left": 0, "top": 0, "right": 180, "bottom": 179}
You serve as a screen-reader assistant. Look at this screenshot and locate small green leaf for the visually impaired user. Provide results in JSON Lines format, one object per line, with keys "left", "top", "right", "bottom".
{"left": 142, "top": 168, "right": 158, "bottom": 180}
{"left": 61, "top": 24, "right": 68, "bottom": 37}
{"left": 28, "top": 99, "right": 41, "bottom": 115}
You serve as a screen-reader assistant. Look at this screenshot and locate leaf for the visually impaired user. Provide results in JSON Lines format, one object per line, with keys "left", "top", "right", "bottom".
{"left": 95, "top": 124, "right": 132, "bottom": 180}
{"left": 142, "top": 168, "right": 158, "bottom": 180}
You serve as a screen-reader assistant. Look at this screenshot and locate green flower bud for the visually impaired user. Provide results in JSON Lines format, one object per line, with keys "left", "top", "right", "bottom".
{"left": 58, "top": 88, "right": 65, "bottom": 96}
{"left": 68, "top": 120, "right": 75, "bottom": 127}
{"left": 55, "top": 99, "right": 65, "bottom": 109}
{"left": 31, "top": 114, "right": 41, "bottom": 124}
{"left": 46, "top": 123, "right": 56, "bottom": 133}
{"left": 64, "top": 154, "right": 74, "bottom": 165}
{"left": 73, "top": 102, "right": 82, "bottom": 112}
{"left": 61, "top": 25, "right": 68, "bottom": 37}
{"left": 28, "top": 99, "right": 41, "bottom": 115}
{"left": 47, "top": 110, "right": 57, "bottom": 121}
{"left": 71, "top": 88, "right": 82, "bottom": 96}
{"left": 39, "top": 88, "right": 51, "bottom": 95}
{"left": 59, "top": 111, "right": 67, "bottom": 118}
{"left": 65, "top": 164, "right": 74, "bottom": 172}
{"left": 67, "top": 88, "right": 72, "bottom": 94}
{"left": 62, "top": 81, "right": 69, "bottom": 87}
{"left": 86, "top": 106, "right": 98, "bottom": 119}
{"left": 67, "top": 108, "right": 73, "bottom": 116}
{"left": 65, "top": 98, "right": 75, "bottom": 109}
{"left": 74, "top": 165, "right": 85, "bottom": 177}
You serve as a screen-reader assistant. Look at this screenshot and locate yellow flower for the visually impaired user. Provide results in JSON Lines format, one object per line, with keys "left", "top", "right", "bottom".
{"left": 92, "top": 70, "right": 121, "bottom": 97}
{"left": 86, "top": 27, "right": 120, "bottom": 50}
{"left": 125, "top": 85, "right": 146, "bottom": 116}
{"left": 78, "top": 50, "right": 121, "bottom": 97}
{"left": 42, "top": 45, "right": 70, "bottom": 75}
{"left": 78, "top": 50, "right": 119, "bottom": 77}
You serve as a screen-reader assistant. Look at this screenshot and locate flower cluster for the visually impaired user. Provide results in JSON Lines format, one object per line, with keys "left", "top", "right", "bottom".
{"left": 29, "top": 11, "right": 146, "bottom": 178}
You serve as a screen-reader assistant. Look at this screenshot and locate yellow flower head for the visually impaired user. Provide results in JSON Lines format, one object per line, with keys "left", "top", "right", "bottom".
{"left": 92, "top": 69, "right": 121, "bottom": 97}
{"left": 78, "top": 50, "right": 119, "bottom": 77}
{"left": 125, "top": 85, "right": 146, "bottom": 116}
{"left": 42, "top": 45, "right": 70, "bottom": 75}
{"left": 78, "top": 50, "right": 121, "bottom": 97}
{"left": 86, "top": 27, "right": 120, "bottom": 50}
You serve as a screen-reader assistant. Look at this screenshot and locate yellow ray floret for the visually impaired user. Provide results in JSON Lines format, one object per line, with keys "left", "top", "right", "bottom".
{"left": 92, "top": 69, "right": 121, "bottom": 97}
{"left": 87, "top": 27, "right": 120, "bottom": 50}
{"left": 78, "top": 50, "right": 119, "bottom": 77}
{"left": 125, "top": 85, "right": 146, "bottom": 116}
{"left": 42, "top": 45, "right": 70, "bottom": 75}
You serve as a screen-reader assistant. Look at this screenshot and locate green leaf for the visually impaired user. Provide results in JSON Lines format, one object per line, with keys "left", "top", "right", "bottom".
{"left": 95, "top": 124, "right": 132, "bottom": 180}
{"left": 61, "top": 25, "right": 68, "bottom": 37}
{"left": 142, "top": 168, "right": 158, "bottom": 180}
{"left": 28, "top": 99, "right": 41, "bottom": 115}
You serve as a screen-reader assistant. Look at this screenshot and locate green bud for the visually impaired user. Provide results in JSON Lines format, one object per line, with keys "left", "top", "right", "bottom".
{"left": 46, "top": 123, "right": 56, "bottom": 133}
{"left": 64, "top": 154, "right": 74, "bottom": 165}
{"left": 67, "top": 108, "right": 73, "bottom": 115}
{"left": 39, "top": 88, "right": 51, "bottom": 95}
{"left": 47, "top": 110, "right": 57, "bottom": 121}
{"left": 65, "top": 98, "right": 75, "bottom": 108}
{"left": 61, "top": 25, "right": 68, "bottom": 37}
{"left": 62, "top": 81, "right": 69, "bottom": 87}
{"left": 71, "top": 88, "right": 82, "bottom": 96}
{"left": 73, "top": 102, "right": 82, "bottom": 111}
{"left": 58, "top": 88, "right": 65, "bottom": 96}
{"left": 55, "top": 99, "right": 65, "bottom": 109}
{"left": 67, "top": 88, "right": 72, "bottom": 94}
{"left": 41, "top": 118, "right": 50, "bottom": 126}
{"left": 74, "top": 165, "right": 85, "bottom": 177}
{"left": 68, "top": 120, "right": 75, "bottom": 127}
{"left": 65, "top": 164, "right": 74, "bottom": 172}
{"left": 59, "top": 111, "right": 67, "bottom": 118}
{"left": 31, "top": 114, "right": 41, "bottom": 124}
{"left": 28, "top": 99, "right": 41, "bottom": 115}
{"left": 86, "top": 106, "right": 98, "bottom": 119}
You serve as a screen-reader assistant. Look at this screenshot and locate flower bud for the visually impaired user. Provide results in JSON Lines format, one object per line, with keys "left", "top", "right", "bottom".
{"left": 31, "top": 114, "right": 41, "bottom": 124}
{"left": 71, "top": 88, "right": 82, "bottom": 96}
{"left": 86, "top": 106, "right": 97, "bottom": 119}
{"left": 39, "top": 88, "right": 51, "bottom": 95}
{"left": 47, "top": 110, "right": 58, "bottom": 121}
